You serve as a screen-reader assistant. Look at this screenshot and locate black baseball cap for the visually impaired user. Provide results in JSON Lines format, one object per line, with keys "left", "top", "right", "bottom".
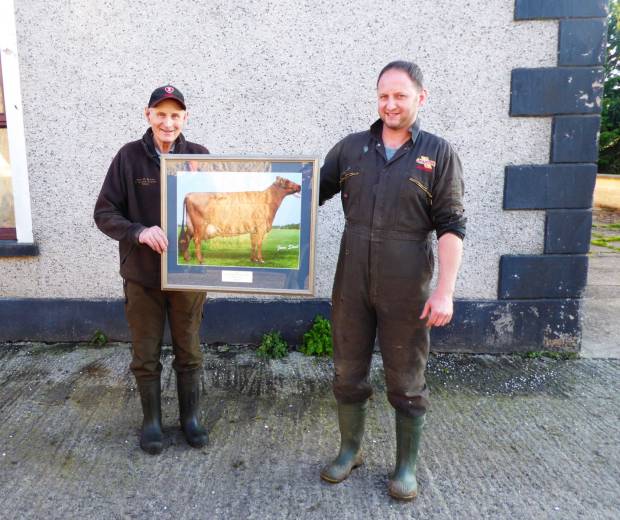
{"left": 148, "top": 85, "right": 186, "bottom": 109}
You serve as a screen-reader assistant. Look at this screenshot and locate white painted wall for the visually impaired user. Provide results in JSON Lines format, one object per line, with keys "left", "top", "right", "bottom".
{"left": 0, "top": 0, "right": 557, "bottom": 299}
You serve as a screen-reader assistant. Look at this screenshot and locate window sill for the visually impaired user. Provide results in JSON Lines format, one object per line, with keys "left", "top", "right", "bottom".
{"left": 0, "top": 241, "right": 39, "bottom": 256}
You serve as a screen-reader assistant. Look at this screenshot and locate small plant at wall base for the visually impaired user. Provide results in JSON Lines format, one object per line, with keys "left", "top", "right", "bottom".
{"left": 599, "top": 0, "right": 620, "bottom": 174}
{"left": 300, "top": 315, "right": 333, "bottom": 357}
{"left": 89, "top": 330, "right": 108, "bottom": 347}
{"left": 257, "top": 331, "right": 289, "bottom": 359}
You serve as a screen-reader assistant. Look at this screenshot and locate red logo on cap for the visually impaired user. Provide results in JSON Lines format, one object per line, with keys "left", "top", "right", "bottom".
{"left": 164, "top": 86, "right": 174, "bottom": 94}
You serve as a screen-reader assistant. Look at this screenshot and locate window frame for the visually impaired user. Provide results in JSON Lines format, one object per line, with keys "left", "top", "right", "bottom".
{"left": 0, "top": 54, "right": 16, "bottom": 240}
{"left": 0, "top": 0, "right": 35, "bottom": 246}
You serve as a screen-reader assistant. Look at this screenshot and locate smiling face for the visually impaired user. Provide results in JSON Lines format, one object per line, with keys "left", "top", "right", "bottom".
{"left": 144, "top": 98, "right": 188, "bottom": 153}
{"left": 377, "top": 68, "right": 427, "bottom": 132}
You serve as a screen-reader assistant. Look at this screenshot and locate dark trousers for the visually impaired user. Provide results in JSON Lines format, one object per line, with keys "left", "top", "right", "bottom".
{"left": 124, "top": 280, "right": 206, "bottom": 381}
{"left": 331, "top": 229, "right": 432, "bottom": 417}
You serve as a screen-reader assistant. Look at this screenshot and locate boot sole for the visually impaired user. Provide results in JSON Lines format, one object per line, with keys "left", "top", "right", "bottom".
{"left": 320, "top": 460, "right": 363, "bottom": 484}
{"left": 387, "top": 485, "right": 417, "bottom": 501}
{"left": 185, "top": 437, "right": 208, "bottom": 449}
{"left": 140, "top": 443, "right": 163, "bottom": 455}
{"left": 388, "top": 491, "right": 417, "bottom": 501}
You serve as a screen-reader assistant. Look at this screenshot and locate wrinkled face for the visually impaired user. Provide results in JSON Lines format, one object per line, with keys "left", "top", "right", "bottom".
{"left": 377, "top": 69, "right": 427, "bottom": 131}
{"left": 144, "top": 98, "right": 188, "bottom": 152}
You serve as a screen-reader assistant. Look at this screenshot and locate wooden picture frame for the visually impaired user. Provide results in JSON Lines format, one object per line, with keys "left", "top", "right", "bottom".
{"left": 161, "top": 155, "right": 319, "bottom": 295}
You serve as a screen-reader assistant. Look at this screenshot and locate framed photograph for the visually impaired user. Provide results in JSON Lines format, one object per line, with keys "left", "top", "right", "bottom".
{"left": 160, "top": 155, "right": 319, "bottom": 295}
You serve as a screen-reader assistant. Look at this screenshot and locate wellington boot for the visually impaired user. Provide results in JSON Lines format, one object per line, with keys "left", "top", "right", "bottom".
{"left": 388, "top": 411, "right": 425, "bottom": 500}
{"left": 136, "top": 378, "right": 163, "bottom": 455}
{"left": 320, "top": 401, "right": 367, "bottom": 483}
{"left": 176, "top": 370, "right": 209, "bottom": 448}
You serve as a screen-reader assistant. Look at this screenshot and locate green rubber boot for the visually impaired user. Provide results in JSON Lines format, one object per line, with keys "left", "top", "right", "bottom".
{"left": 177, "top": 370, "right": 209, "bottom": 448}
{"left": 136, "top": 378, "right": 163, "bottom": 455}
{"left": 320, "top": 401, "right": 367, "bottom": 483}
{"left": 388, "top": 411, "right": 425, "bottom": 500}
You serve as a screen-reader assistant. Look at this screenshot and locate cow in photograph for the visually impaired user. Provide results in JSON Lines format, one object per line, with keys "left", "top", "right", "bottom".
{"left": 179, "top": 176, "right": 301, "bottom": 264}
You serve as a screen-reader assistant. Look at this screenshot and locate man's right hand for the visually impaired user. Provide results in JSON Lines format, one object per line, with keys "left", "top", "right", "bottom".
{"left": 138, "top": 226, "right": 168, "bottom": 254}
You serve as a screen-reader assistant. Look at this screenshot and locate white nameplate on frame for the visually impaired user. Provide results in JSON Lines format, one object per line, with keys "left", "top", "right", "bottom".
{"left": 222, "top": 271, "right": 253, "bottom": 283}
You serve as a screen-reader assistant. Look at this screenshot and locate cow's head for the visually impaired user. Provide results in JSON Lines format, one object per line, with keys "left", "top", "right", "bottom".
{"left": 275, "top": 176, "right": 301, "bottom": 196}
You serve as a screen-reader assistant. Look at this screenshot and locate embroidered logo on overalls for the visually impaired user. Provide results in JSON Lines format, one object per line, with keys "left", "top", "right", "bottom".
{"left": 415, "top": 156, "right": 436, "bottom": 172}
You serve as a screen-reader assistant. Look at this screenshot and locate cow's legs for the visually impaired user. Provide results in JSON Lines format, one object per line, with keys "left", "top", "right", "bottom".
{"left": 194, "top": 234, "right": 204, "bottom": 264}
{"left": 182, "top": 233, "right": 191, "bottom": 262}
{"left": 250, "top": 233, "right": 258, "bottom": 262}
{"left": 255, "top": 230, "right": 266, "bottom": 263}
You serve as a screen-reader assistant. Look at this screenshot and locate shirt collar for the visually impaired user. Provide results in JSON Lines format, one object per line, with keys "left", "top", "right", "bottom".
{"left": 370, "top": 118, "right": 421, "bottom": 146}
{"left": 155, "top": 142, "right": 175, "bottom": 155}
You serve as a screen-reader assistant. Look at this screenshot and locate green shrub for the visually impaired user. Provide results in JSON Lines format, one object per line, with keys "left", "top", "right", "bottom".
{"left": 89, "top": 329, "right": 108, "bottom": 347}
{"left": 257, "top": 330, "right": 289, "bottom": 359}
{"left": 300, "top": 315, "right": 333, "bottom": 357}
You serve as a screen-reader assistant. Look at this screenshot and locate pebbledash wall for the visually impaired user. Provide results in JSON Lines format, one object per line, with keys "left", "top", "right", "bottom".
{"left": 0, "top": 0, "right": 610, "bottom": 352}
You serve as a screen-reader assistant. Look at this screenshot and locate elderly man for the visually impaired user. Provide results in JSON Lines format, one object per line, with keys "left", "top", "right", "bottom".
{"left": 319, "top": 61, "right": 466, "bottom": 500}
{"left": 94, "top": 86, "right": 209, "bottom": 455}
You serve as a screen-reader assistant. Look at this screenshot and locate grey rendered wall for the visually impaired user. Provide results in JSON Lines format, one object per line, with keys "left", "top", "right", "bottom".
{"left": 0, "top": 0, "right": 608, "bottom": 351}
{"left": 1, "top": 0, "right": 554, "bottom": 299}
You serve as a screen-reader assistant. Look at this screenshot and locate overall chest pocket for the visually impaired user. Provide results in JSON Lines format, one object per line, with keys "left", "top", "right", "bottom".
{"left": 394, "top": 174, "right": 433, "bottom": 231}
{"left": 408, "top": 177, "right": 432, "bottom": 205}
{"left": 339, "top": 168, "right": 363, "bottom": 215}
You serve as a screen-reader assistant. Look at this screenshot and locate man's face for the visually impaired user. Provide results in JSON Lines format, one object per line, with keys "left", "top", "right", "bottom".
{"left": 377, "top": 69, "right": 427, "bottom": 131}
{"left": 144, "top": 99, "right": 188, "bottom": 151}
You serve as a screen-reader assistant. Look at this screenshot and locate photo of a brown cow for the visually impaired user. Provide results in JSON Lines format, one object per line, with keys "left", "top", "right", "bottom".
{"left": 178, "top": 176, "right": 301, "bottom": 264}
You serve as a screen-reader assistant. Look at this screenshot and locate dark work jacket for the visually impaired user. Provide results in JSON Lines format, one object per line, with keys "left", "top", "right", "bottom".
{"left": 94, "top": 129, "right": 208, "bottom": 288}
{"left": 319, "top": 119, "right": 466, "bottom": 241}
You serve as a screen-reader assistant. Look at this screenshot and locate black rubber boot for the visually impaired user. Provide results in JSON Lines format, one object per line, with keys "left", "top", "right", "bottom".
{"left": 136, "top": 378, "right": 163, "bottom": 455}
{"left": 388, "top": 411, "right": 425, "bottom": 500}
{"left": 320, "top": 401, "right": 367, "bottom": 483}
{"left": 176, "top": 370, "right": 208, "bottom": 448}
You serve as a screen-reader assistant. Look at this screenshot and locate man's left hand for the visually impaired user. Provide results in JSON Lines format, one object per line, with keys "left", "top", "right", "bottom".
{"left": 420, "top": 289, "right": 453, "bottom": 327}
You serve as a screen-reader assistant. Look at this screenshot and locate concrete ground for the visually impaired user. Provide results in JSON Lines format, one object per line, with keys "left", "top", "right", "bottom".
{"left": 0, "top": 343, "right": 618, "bottom": 520}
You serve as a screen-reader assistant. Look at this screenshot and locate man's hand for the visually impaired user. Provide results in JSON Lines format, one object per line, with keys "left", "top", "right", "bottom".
{"left": 420, "top": 289, "right": 454, "bottom": 327}
{"left": 138, "top": 226, "right": 168, "bottom": 254}
{"left": 420, "top": 233, "right": 463, "bottom": 327}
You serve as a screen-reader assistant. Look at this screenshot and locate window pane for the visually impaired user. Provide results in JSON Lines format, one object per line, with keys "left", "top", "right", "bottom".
{"left": 0, "top": 128, "right": 15, "bottom": 228}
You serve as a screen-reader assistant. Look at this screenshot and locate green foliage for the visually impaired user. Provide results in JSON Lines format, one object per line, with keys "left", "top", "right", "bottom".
{"left": 520, "top": 351, "right": 579, "bottom": 360}
{"left": 600, "top": 0, "right": 620, "bottom": 173}
{"left": 300, "top": 315, "right": 333, "bottom": 357}
{"left": 591, "top": 231, "right": 620, "bottom": 251}
{"left": 272, "top": 223, "right": 301, "bottom": 230}
{"left": 89, "top": 329, "right": 108, "bottom": 347}
{"left": 257, "top": 330, "right": 289, "bottom": 359}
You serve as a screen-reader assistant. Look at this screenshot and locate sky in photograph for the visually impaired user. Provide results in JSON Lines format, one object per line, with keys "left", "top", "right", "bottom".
{"left": 176, "top": 171, "right": 302, "bottom": 226}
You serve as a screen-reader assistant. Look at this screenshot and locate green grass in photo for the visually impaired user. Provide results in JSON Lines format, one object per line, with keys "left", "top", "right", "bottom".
{"left": 178, "top": 226, "right": 301, "bottom": 268}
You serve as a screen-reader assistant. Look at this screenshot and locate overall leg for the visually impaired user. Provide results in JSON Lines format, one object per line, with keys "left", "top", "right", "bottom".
{"left": 125, "top": 280, "right": 166, "bottom": 455}
{"left": 374, "top": 238, "right": 433, "bottom": 499}
{"left": 377, "top": 301, "right": 430, "bottom": 500}
{"left": 321, "top": 232, "right": 376, "bottom": 483}
{"left": 167, "top": 290, "right": 208, "bottom": 448}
